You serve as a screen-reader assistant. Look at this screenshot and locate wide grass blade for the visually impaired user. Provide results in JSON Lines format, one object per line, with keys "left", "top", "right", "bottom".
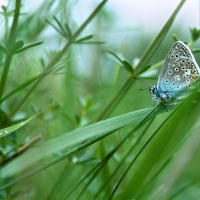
{"left": 0, "top": 105, "right": 169, "bottom": 190}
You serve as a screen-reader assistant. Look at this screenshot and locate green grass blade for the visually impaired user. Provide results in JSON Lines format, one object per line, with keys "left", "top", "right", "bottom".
{"left": 0, "top": 105, "right": 169, "bottom": 190}
{"left": 135, "top": 0, "right": 186, "bottom": 72}
{"left": 0, "top": 116, "right": 35, "bottom": 138}
{"left": 94, "top": 117, "right": 155, "bottom": 199}
{"left": 117, "top": 94, "right": 200, "bottom": 199}
{"left": 14, "top": 41, "right": 43, "bottom": 54}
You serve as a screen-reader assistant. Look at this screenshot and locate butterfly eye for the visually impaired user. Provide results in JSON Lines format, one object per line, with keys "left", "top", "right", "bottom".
{"left": 170, "top": 55, "right": 174, "bottom": 58}
{"left": 175, "top": 54, "right": 179, "bottom": 58}
{"left": 168, "top": 70, "right": 172, "bottom": 74}
{"left": 150, "top": 87, "right": 157, "bottom": 94}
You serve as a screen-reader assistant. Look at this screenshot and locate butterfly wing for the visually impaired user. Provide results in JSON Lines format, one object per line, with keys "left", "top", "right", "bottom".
{"left": 157, "top": 41, "right": 200, "bottom": 100}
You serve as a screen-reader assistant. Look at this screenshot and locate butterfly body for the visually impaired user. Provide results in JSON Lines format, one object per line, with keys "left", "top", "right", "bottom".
{"left": 150, "top": 86, "right": 171, "bottom": 103}
{"left": 150, "top": 41, "right": 200, "bottom": 105}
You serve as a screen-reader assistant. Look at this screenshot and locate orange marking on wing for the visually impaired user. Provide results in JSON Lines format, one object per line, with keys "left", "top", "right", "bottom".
{"left": 192, "top": 75, "right": 197, "bottom": 79}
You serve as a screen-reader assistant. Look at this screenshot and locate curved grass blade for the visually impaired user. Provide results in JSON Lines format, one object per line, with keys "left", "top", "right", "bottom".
{"left": 0, "top": 115, "right": 35, "bottom": 138}
{"left": 0, "top": 105, "right": 169, "bottom": 191}
{"left": 0, "top": 104, "right": 52, "bottom": 138}
{"left": 135, "top": 0, "right": 186, "bottom": 72}
{"left": 117, "top": 93, "right": 200, "bottom": 199}
{"left": 94, "top": 117, "right": 155, "bottom": 199}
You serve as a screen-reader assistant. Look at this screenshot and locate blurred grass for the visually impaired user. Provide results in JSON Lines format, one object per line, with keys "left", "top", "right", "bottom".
{"left": 1, "top": 0, "right": 200, "bottom": 200}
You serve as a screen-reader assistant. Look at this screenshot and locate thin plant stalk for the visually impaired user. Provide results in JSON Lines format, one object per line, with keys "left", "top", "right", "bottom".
{"left": 0, "top": 0, "right": 21, "bottom": 100}
{"left": 8, "top": 0, "right": 108, "bottom": 118}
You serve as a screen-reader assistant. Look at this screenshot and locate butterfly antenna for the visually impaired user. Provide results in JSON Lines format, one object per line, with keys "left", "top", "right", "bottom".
{"left": 139, "top": 87, "right": 151, "bottom": 91}
{"left": 133, "top": 76, "right": 154, "bottom": 87}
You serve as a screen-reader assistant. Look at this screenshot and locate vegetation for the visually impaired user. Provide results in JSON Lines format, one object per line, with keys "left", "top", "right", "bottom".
{"left": 0, "top": 0, "right": 200, "bottom": 199}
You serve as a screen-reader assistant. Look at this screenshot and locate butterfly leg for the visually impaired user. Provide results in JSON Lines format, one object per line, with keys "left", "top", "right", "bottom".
{"left": 166, "top": 104, "right": 170, "bottom": 111}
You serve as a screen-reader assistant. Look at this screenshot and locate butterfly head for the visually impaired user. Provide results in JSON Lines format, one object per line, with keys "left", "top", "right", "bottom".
{"left": 149, "top": 86, "right": 157, "bottom": 95}
{"left": 150, "top": 86, "right": 172, "bottom": 103}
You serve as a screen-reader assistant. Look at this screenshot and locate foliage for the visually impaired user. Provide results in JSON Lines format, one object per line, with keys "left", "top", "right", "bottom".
{"left": 0, "top": 0, "right": 200, "bottom": 199}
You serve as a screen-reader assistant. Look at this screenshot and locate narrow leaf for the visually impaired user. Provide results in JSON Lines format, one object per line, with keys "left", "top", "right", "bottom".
{"left": 14, "top": 41, "right": 43, "bottom": 54}
{"left": 108, "top": 50, "right": 123, "bottom": 64}
{"left": 192, "top": 48, "right": 200, "bottom": 53}
{"left": 64, "top": 23, "right": 72, "bottom": 38}
{"left": 138, "top": 64, "right": 152, "bottom": 75}
{"left": 123, "top": 60, "right": 134, "bottom": 74}
{"left": 1, "top": 6, "right": 7, "bottom": 12}
{"left": 0, "top": 116, "right": 35, "bottom": 138}
{"left": 173, "top": 34, "right": 179, "bottom": 42}
{"left": 11, "top": 40, "right": 24, "bottom": 53}
{"left": 53, "top": 15, "right": 66, "bottom": 35}
{"left": 46, "top": 19, "right": 65, "bottom": 37}
{"left": 75, "top": 41, "right": 105, "bottom": 44}
{"left": 75, "top": 34, "right": 94, "bottom": 43}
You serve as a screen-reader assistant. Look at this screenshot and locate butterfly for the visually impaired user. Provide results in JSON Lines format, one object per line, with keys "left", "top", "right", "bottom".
{"left": 149, "top": 41, "right": 200, "bottom": 109}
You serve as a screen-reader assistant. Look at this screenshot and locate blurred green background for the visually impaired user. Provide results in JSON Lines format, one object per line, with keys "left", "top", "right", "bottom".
{"left": 0, "top": 0, "right": 200, "bottom": 199}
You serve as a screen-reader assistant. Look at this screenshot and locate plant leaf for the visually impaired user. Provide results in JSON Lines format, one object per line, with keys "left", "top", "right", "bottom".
{"left": 75, "top": 41, "right": 105, "bottom": 44}
{"left": 75, "top": 34, "right": 94, "bottom": 43}
{"left": 46, "top": 18, "right": 65, "bottom": 37}
{"left": 172, "top": 34, "right": 179, "bottom": 42}
{"left": 0, "top": 116, "right": 35, "bottom": 138}
{"left": 0, "top": 105, "right": 172, "bottom": 189}
{"left": 192, "top": 48, "right": 200, "bottom": 53}
{"left": 190, "top": 27, "right": 200, "bottom": 42}
{"left": 64, "top": 23, "right": 72, "bottom": 39}
{"left": 11, "top": 40, "right": 24, "bottom": 53}
{"left": 14, "top": 41, "right": 43, "bottom": 54}
{"left": 123, "top": 60, "right": 134, "bottom": 74}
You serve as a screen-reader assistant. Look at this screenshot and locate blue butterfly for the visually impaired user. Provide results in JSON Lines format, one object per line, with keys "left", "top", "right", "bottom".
{"left": 150, "top": 41, "right": 200, "bottom": 108}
